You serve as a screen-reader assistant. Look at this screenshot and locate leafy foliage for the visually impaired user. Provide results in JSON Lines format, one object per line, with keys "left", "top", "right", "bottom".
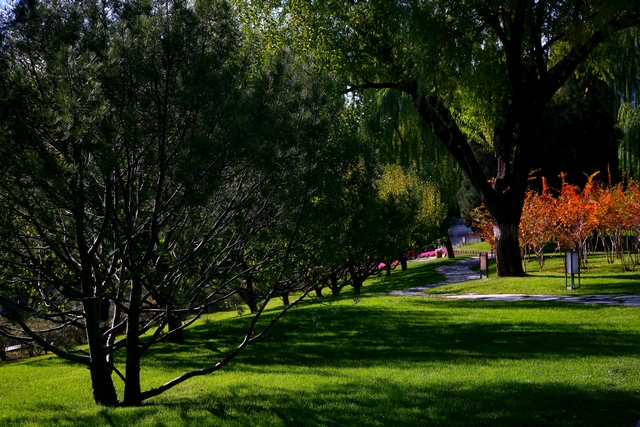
{"left": 0, "top": 0, "right": 367, "bottom": 406}
{"left": 474, "top": 175, "right": 640, "bottom": 271}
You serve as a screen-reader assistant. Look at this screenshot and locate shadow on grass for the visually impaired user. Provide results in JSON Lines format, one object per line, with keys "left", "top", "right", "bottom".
{"left": 4, "top": 380, "right": 634, "bottom": 427}
{"left": 152, "top": 380, "right": 638, "bottom": 427}
{"left": 140, "top": 299, "right": 640, "bottom": 373}
{"left": 354, "top": 258, "right": 455, "bottom": 295}
{"left": 3, "top": 298, "right": 640, "bottom": 426}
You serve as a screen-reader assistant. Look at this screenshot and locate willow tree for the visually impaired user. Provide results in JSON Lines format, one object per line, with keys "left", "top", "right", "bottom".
{"left": 357, "top": 89, "right": 463, "bottom": 256}
{"left": 246, "top": 0, "right": 640, "bottom": 276}
{"left": 377, "top": 164, "right": 447, "bottom": 268}
{"left": 595, "top": 27, "right": 640, "bottom": 181}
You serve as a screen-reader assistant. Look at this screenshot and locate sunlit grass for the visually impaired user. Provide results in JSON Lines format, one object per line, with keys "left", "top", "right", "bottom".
{"left": 2, "top": 255, "right": 640, "bottom": 426}
{"left": 2, "top": 296, "right": 640, "bottom": 426}
{"left": 455, "top": 241, "right": 491, "bottom": 252}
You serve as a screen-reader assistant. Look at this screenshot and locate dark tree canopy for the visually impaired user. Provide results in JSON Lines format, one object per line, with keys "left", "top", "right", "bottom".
{"left": 0, "top": 0, "right": 371, "bottom": 406}
{"left": 246, "top": 0, "right": 640, "bottom": 275}
{"left": 536, "top": 73, "right": 619, "bottom": 190}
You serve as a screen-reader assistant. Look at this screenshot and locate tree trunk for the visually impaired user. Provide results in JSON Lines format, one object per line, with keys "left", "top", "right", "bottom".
{"left": 167, "top": 312, "right": 184, "bottom": 344}
{"left": 400, "top": 256, "right": 408, "bottom": 271}
{"left": 123, "top": 278, "right": 143, "bottom": 406}
{"left": 492, "top": 219, "right": 525, "bottom": 277}
{"left": 314, "top": 285, "right": 323, "bottom": 297}
{"left": 106, "top": 303, "right": 122, "bottom": 368}
{"left": 240, "top": 262, "right": 259, "bottom": 313}
{"left": 444, "top": 237, "right": 455, "bottom": 259}
{"left": 536, "top": 247, "right": 544, "bottom": 270}
{"left": 327, "top": 272, "right": 340, "bottom": 296}
{"left": 87, "top": 357, "right": 119, "bottom": 406}
{"left": 239, "top": 285, "right": 258, "bottom": 313}
{"left": 282, "top": 292, "right": 290, "bottom": 306}
{"left": 352, "top": 278, "right": 362, "bottom": 296}
{"left": 83, "top": 299, "right": 119, "bottom": 406}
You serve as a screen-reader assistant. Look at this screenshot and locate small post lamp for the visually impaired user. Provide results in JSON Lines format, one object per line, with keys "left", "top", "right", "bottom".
{"left": 479, "top": 252, "right": 489, "bottom": 278}
{"left": 564, "top": 250, "right": 581, "bottom": 290}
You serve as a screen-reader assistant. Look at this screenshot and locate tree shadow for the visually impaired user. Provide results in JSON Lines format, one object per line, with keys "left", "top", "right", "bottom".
{"left": 140, "top": 299, "right": 640, "bottom": 373}
{"left": 12, "top": 364, "right": 639, "bottom": 426}
{"left": 3, "top": 299, "right": 640, "bottom": 426}
{"left": 356, "top": 258, "right": 454, "bottom": 294}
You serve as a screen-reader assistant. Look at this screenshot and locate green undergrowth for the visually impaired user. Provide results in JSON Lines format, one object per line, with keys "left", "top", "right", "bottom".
{"left": 428, "top": 252, "right": 640, "bottom": 296}
{"left": 1, "top": 296, "right": 640, "bottom": 426}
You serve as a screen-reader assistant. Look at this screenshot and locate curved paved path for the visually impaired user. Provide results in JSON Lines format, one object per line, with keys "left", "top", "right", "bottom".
{"left": 388, "top": 257, "right": 480, "bottom": 296}
{"left": 388, "top": 256, "right": 640, "bottom": 307}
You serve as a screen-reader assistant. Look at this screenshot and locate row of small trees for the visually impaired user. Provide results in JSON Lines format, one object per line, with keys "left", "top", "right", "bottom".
{"left": 473, "top": 174, "right": 640, "bottom": 271}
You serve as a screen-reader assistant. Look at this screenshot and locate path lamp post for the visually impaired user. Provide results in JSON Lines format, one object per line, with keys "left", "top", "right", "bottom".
{"left": 564, "top": 250, "right": 581, "bottom": 290}
{"left": 479, "top": 252, "right": 489, "bottom": 278}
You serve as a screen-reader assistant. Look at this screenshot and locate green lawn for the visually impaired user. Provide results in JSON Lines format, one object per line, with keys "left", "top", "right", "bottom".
{"left": 429, "top": 251, "right": 640, "bottom": 296}
{"left": 455, "top": 241, "right": 492, "bottom": 252}
{"left": 1, "top": 256, "right": 640, "bottom": 426}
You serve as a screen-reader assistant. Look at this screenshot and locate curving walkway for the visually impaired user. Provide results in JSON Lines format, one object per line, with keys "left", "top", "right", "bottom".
{"left": 387, "top": 257, "right": 480, "bottom": 296}
{"left": 388, "top": 256, "right": 640, "bottom": 307}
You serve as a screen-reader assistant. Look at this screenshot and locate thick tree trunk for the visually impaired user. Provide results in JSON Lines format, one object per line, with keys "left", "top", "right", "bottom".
{"left": 492, "top": 218, "right": 525, "bottom": 277}
{"left": 314, "top": 285, "right": 323, "bottom": 297}
{"left": 88, "top": 358, "right": 119, "bottom": 406}
{"left": 83, "top": 299, "right": 119, "bottom": 406}
{"left": 282, "top": 292, "right": 290, "bottom": 306}
{"left": 400, "top": 256, "right": 408, "bottom": 271}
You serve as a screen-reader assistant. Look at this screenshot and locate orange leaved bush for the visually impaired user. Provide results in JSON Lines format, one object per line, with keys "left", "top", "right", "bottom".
{"left": 472, "top": 173, "right": 640, "bottom": 271}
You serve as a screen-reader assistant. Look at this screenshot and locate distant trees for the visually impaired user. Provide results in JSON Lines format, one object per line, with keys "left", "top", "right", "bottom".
{"left": 0, "top": 0, "right": 370, "bottom": 406}
{"left": 473, "top": 176, "right": 640, "bottom": 271}
{"left": 354, "top": 89, "right": 464, "bottom": 257}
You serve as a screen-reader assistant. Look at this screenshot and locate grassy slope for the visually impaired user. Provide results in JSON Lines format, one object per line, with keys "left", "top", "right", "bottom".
{"left": 1, "top": 257, "right": 640, "bottom": 426}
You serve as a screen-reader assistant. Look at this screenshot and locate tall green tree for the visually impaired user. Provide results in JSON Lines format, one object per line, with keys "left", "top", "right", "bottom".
{"left": 247, "top": 0, "right": 640, "bottom": 276}
{"left": 0, "top": 0, "right": 357, "bottom": 406}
